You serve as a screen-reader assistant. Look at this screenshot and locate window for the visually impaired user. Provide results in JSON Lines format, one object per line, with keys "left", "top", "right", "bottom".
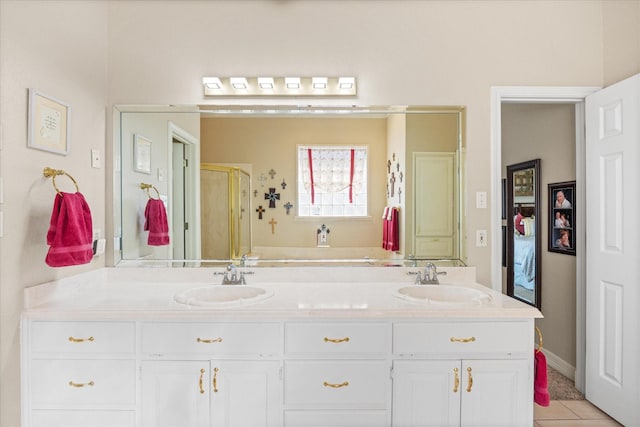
{"left": 297, "top": 145, "right": 368, "bottom": 217}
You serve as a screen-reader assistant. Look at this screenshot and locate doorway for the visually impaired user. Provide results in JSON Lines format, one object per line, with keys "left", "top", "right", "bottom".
{"left": 490, "top": 86, "right": 599, "bottom": 393}
{"left": 167, "top": 121, "right": 200, "bottom": 260}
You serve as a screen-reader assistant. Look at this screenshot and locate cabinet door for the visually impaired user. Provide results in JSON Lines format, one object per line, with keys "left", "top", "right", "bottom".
{"left": 460, "top": 359, "right": 530, "bottom": 427}
{"left": 392, "top": 360, "right": 461, "bottom": 427}
{"left": 141, "top": 361, "right": 210, "bottom": 427}
{"left": 210, "top": 360, "right": 282, "bottom": 427}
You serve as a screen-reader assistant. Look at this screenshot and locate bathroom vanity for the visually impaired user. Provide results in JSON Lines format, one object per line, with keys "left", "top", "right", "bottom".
{"left": 21, "top": 267, "right": 541, "bottom": 427}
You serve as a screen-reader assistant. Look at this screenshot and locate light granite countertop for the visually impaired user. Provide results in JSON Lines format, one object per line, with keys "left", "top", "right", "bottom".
{"left": 22, "top": 266, "right": 542, "bottom": 321}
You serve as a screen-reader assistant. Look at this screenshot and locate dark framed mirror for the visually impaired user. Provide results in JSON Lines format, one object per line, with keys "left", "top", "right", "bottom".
{"left": 506, "top": 159, "right": 541, "bottom": 308}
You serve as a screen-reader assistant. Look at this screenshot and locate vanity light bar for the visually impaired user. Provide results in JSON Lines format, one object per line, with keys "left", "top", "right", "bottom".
{"left": 202, "top": 76, "right": 357, "bottom": 97}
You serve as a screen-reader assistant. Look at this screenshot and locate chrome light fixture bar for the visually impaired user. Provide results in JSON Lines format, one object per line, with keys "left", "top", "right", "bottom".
{"left": 202, "top": 76, "right": 357, "bottom": 97}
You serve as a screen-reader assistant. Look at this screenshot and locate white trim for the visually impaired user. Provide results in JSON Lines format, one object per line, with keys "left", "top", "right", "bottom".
{"left": 168, "top": 122, "right": 201, "bottom": 260}
{"left": 490, "top": 85, "right": 599, "bottom": 394}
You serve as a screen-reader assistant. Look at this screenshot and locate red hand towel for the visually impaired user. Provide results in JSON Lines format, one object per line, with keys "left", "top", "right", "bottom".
{"left": 382, "top": 207, "right": 389, "bottom": 249}
{"left": 144, "top": 198, "right": 170, "bottom": 246}
{"left": 386, "top": 207, "right": 400, "bottom": 251}
{"left": 46, "top": 192, "right": 93, "bottom": 267}
{"left": 534, "top": 350, "right": 550, "bottom": 406}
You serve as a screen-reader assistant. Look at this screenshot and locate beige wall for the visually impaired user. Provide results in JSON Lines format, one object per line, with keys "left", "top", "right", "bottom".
{"left": 502, "top": 103, "right": 577, "bottom": 366}
{"left": 1, "top": 1, "right": 639, "bottom": 426}
{"left": 201, "top": 117, "right": 388, "bottom": 252}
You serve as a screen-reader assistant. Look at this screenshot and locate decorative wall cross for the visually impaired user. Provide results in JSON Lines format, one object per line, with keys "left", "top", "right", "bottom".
{"left": 265, "top": 187, "right": 280, "bottom": 208}
{"left": 281, "top": 178, "right": 287, "bottom": 190}
{"left": 389, "top": 172, "right": 396, "bottom": 197}
{"left": 387, "top": 160, "right": 391, "bottom": 174}
{"left": 258, "top": 174, "right": 267, "bottom": 187}
{"left": 268, "top": 218, "right": 277, "bottom": 234}
{"left": 268, "top": 169, "right": 277, "bottom": 179}
{"left": 398, "top": 187, "right": 402, "bottom": 203}
{"left": 253, "top": 189, "right": 258, "bottom": 197}
{"left": 284, "top": 201, "right": 293, "bottom": 215}
{"left": 255, "top": 205, "right": 265, "bottom": 219}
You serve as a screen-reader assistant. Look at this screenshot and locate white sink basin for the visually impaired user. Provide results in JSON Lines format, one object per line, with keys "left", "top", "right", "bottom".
{"left": 174, "top": 286, "right": 273, "bottom": 307}
{"left": 394, "top": 284, "right": 491, "bottom": 306}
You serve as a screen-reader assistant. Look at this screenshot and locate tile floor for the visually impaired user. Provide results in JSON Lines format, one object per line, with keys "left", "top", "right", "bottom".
{"left": 534, "top": 400, "right": 623, "bottom": 426}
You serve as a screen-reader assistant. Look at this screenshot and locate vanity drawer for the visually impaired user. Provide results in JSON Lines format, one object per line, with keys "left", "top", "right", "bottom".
{"left": 30, "top": 321, "right": 135, "bottom": 356}
{"left": 393, "top": 321, "right": 530, "bottom": 356}
{"left": 30, "top": 359, "right": 136, "bottom": 408}
{"left": 285, "top": 322, "right": 389, "bottom": 356}
{"left": 284, "top": 360, "right": 389, "bottom": 407}
{"left": 284, "top": 410, "right": 388, "bottom": 427}
{"left": 30, "top": 410, "right": 135, "bottom": 427}
{"left": 141, "top": 322, "right": 281, "bottom": 357}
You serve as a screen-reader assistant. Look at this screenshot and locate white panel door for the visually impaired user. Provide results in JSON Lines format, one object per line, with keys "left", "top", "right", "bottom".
{"left": 459, "top": 359, "right": 530, "bottom": 427}
{"left": 414, "top": 152, "right": 457, "bottom": 258}
{"left": 141, "top": 361, "right": 210, "bottom": 427}
{"left": 392, "top": 360, "right": 461, "bottom": 427}
{"left": 210, "top": 360, "right": 282, "bottom": 427}
{"left": 585, "top": 73, "right": 640, "bottom": 426}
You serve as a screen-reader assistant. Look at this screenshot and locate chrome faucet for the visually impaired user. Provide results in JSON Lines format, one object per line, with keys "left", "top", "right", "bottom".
{"left": 414, "top": 262, "right": 447, "bottom": 285}
{"left": 214, "top": 264, "right": 252, "bottom": 285}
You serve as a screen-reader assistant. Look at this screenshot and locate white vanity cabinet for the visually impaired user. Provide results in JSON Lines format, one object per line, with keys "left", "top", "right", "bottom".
{"left": 392, "top": 321, "right": 533, "bottom": 427}
{"left": 282, "top": 322, "right": 392, "bottom": 427}
{"left": 139, "top": 322, "right": 282, "bottom": 427}
{"left": 23, "top": 321, "right": 137, "bottom": 427}
{"left": 21, "top": 273, "right": 541, "bottom": 427}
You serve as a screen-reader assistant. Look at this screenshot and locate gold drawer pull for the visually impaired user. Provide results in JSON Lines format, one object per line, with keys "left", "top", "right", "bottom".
{"left": 199, "top": 368, "right": 205, "bottom": 394}
{"left": 197, "top": 337, "right": 222, "bottom": 344}
{"left": 213, "top": 367, "right": 219, "bottom": 393}
{"left": 324, "top": 337, "right": 350, "bottom": 343}
{"left": 466, "top": 367, "right": 473, "bottom": 392}
{"left": 450, "top": 336, "right": 476, "bottom": 343}
{"left": 68, "top": 380, "right": 94, "bottom": 388}
{"left": 453, "top": 367, "right": 459, "bottom": 393}
{"left": 68, "top": 336, "right": 94, "bottom": 343}
{"left": 323, "top": 381, "right": 349, "bottom": 388}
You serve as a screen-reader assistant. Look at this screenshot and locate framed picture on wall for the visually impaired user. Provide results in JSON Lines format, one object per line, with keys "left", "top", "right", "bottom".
{"left": 133, "top": 134, "right": 152, "bottom": 174}
{"left": 27, "top": 89, "right": 71, "bottom": 155}
{"left": 548, "top": 181, "right": 576, "bottom": 256}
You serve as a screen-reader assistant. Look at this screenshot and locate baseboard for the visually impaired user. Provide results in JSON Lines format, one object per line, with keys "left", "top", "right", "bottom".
{"left": 542, "top": 348, "right": 575, "bottom": 380}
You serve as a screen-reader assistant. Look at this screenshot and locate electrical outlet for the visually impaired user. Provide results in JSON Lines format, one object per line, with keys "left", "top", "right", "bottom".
{"left": 476, "top": 229, "right": 487, "bottom": 247}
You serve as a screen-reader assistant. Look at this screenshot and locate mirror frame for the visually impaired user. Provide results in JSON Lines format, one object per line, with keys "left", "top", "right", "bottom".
{"left": 506, "top": 158, "right": 541, "bottom": 309}
{"left": 111, "top": 105, "right": 467, "bottom": 268}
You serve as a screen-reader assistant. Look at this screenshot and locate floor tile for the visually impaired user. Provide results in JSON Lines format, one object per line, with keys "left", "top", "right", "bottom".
{"left": 537, "top": 420, "right": 622, "bottom": 427}
{"left": 534, "top": 401, "right": 580, "bottom": 420}
{"left": 560, "top": 400, "right": 609, "bottom": 419}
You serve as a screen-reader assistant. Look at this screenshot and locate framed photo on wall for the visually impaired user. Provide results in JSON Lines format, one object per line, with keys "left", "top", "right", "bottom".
{"left": 548, "top": 181, "right": 576, "bottom": 255}
{"left": 27, "top": 89, "right": 70, "bottom": 155}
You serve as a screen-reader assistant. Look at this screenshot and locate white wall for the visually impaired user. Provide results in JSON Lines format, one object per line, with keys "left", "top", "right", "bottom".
{"left": 1, "top": 1, "right": 639, "bottom": 426}
{"left": 0, "top": 1, "right": 109, "bottom": 425}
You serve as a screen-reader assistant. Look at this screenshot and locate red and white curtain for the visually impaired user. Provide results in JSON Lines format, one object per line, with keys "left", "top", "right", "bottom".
{"left": 299, "top": 147, "right": 367, "bottom": 204}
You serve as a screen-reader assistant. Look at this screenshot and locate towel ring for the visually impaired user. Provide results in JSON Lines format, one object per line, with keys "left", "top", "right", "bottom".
{"left": 43, "top": 167, "right": 79, "bottom": 194}
{"left": 140, "top": 183, "right": 160, "bottom": 200}
{"left": 535, "top": 326, "right": 543, "bottom": 353}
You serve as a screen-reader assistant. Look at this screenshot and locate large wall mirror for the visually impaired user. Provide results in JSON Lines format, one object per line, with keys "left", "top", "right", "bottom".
{"left": 113, "top": 105, "right": 466, "bottom": 267}
{"left": 506, "top": 159, "right": 541, "bottom": 308}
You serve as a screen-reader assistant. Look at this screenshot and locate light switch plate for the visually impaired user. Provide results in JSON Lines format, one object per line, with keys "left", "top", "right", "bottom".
{"left": 476, "top": 191, "right": 487, "bottom": 209}
{"left": 91, "top": 149, "right": 101, "bottom": 168}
